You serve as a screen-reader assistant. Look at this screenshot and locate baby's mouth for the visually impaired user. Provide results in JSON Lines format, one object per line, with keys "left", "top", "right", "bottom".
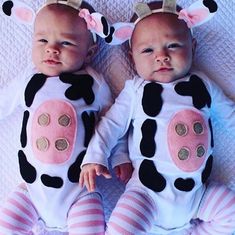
{"left": 44, "top": 59, "right": 61, "bottom": 65}
{"left": 155, "top": 67, "right": 173, "bottom": 72}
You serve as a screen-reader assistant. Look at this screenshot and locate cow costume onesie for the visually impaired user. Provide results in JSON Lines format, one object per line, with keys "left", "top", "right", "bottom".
{"left": 0, "top": 0, "right": 131, "bottom": 234}
{"left": 81, "top": 0, "right": 235, "bottom": 234}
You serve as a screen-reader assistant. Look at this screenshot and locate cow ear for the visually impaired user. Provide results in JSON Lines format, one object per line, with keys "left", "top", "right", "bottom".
{"left": 1, "top": 0, "right": 35, "bottom": 25}
{"left": 79, "top": 10, "right": 111, "bottom": 39}
{"left": 107, "top": 22, "right": 135, "bottom": 45}
{"left": 178, "top": 0, "right": 218, "bottom": 28}
{"left": 79, "top": 9, "right": 135, "bottom": 45}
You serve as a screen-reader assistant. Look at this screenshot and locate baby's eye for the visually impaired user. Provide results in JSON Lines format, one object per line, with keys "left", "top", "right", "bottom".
{"left": 38, "top": 39, "right": 48, "bottom": 43}
{"left": 61, "top": 41, "right": 74, "bottom": 46}
{"left": 168, "top": 43, "right": 181, "bottom": 49}
{"left": 142, "top": 48, "right": 153, "bottom": 53}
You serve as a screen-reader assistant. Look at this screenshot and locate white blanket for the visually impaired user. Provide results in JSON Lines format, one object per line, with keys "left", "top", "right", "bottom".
{"left": 0, "top": 0, "right": 234, "bottom": 234}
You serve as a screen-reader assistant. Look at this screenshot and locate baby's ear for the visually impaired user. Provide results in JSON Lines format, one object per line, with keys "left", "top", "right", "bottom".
{"left": 192, "top": 38, "right": 197, "bottom": 56}
{"left": 128, "top": 50, "right": 137, "bottom": 71}
{"left": 1, "top": 0, "right": 35, "bottom": 25}
{"left": 128, "top": 50, "right": 134, "bottom": 63}
{"left": 178, "top": 0, "right": 218, "bottom": 28}
{"left": 85, "top": 44, "right": 98, "bottom": 64}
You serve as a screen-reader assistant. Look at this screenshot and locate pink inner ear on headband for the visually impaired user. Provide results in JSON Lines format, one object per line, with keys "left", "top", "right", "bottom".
{"left": 191, "top": 8, "right": 210, "bottom": 23}
{"left": 114, "top": 26, "right": 133, "bottom": 40}
{"left": 14, "top": 7, "right": 34, "bottom": 23}
{"left": 179, "top": 8, "right": 210, "bottom": 28}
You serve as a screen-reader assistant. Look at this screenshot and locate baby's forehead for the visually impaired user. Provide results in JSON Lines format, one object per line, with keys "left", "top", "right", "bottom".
{"left": 34, "top": 5, "right": 85, "bottom": 30}
{"left": 130, "top": 13, "right": 192, "bottom": 47}
{"left": 143, "top": 13, "right": 186, "bottom": 27}
{"left": 135, "top": 13, "right": 190, "bottom": 34}
{"left": 36, "top": 4, "right": 77, "bottom": 18}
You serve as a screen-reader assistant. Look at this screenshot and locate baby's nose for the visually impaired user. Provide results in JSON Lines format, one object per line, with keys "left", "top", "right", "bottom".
{"left": 46, "top": 45, "right": 60, "bottom": 54}
{"left": 155, "top": 54, "right": 170, "bottom": 63}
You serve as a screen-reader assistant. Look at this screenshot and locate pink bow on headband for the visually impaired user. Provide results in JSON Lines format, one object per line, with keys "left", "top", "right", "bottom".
{"left": 79, "top": 8, "right": 109, "bottom": 40}
{"left": 79, "top": 9, "right": 97, "bottom": 30}
{"left": 178, "top": 8, "right": 210, "bottom": 28}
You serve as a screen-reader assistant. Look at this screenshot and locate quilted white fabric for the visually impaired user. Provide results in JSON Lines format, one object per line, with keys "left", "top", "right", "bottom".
{"left": 0, "top": 0, "right": 234, "bottom": 234}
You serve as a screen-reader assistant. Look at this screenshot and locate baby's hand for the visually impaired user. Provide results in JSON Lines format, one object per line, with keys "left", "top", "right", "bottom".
{"left": 79, "top": 163, "right": 111, "bottom": 192}
{"left": 114, "top": 163, "right": 133, "bottom": 184}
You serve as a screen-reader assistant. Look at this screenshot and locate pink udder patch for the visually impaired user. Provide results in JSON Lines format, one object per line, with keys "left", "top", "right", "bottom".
{"left": 167, "top": 110, "right": 209, "bottom": 172}
{"left": 31, "top": 100, "right": 77, "bottom": 164}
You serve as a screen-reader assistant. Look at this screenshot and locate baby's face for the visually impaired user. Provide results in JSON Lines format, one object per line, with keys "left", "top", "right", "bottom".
{"left": 130, "top": 13, "right": 195, "bottom": 83}
{"left": 32, "top": 5, "right": 93, "bottom": 76}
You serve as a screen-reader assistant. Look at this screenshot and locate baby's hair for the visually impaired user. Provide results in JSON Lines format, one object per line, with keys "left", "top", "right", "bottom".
{"left": 45, "top": 1, "right": 96, "bottom": 13}
{"left": 130, "top": 1, "right": 182, "bottom": 22}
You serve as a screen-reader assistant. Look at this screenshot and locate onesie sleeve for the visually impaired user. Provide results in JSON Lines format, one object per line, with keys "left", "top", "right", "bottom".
{"left": 82, "top": 79, "right": 135, "bottom": 168}
{"left": 90, "top": 71, "right": 131, "bottom": 168}
{"left": 201, "top": 72, "right": 235, "bottom": 133}
{"left": 109, "top": 132, "right": 131, "bottom": 168}
{"left": 0, "top": 73, "right": 25, "bottom": 119}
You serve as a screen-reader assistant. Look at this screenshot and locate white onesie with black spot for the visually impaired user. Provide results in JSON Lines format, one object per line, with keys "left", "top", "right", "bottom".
{"left": 0, "top": 66, "right": 129, "bottom": 231}
{"left": 82, "top": 71, "right": 235, "bottom": 233}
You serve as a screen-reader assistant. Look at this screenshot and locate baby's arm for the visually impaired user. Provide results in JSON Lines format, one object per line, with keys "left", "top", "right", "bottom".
{"left": 80, "top": 80, "right": 135, "bottom": 190}
{"left": 79, "top": 163, "right": 111, "bottom": 192}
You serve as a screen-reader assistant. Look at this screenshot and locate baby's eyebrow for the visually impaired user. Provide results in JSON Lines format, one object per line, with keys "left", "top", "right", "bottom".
{"left": 60, "top": 33, "right": 79, "bottom": 39}
{"left": 33, "top": 31, "right": 46, "bottom": 36}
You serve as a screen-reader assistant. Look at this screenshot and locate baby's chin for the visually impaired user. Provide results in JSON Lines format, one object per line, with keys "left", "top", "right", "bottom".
{"left": 35, "top": 67, "right": 58, "bottom": 77}
{"left": 38, "top": 67, "right": 83, "bottom": 77}
{"left": 36, "top": 64, "right": 84, "bottom": 77}
{"left": 38, "top": 68, "right": 63, "bottom": 77}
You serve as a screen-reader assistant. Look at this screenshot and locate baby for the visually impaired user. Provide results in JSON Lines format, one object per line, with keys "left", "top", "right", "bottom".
{"left": 0, "top": 0, "right": 132, "bottom": 234}
{"left": 80, "top": 0, "right": 235, "bottom": 234}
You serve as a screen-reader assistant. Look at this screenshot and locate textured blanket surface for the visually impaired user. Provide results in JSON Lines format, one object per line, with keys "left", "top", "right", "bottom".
{"left": 0, "top": 0, "right": 234, "bottom": 234}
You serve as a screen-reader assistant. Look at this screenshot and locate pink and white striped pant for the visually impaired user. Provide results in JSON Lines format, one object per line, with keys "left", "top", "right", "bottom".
{"left": 0, "top": 184, "right": 105, "bottom": 235}
{"left": 1, "top": 183, "right": 234, "bottom": 235}
{"left": 106, "top": 183, "right": 235, "bottom": 235}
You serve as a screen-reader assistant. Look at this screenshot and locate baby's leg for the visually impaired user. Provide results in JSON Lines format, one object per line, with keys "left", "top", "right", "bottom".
{"left": 0, "top": 183, "right": 38, "bottom": 235}
{"left": 67, "top": 192, "right": 105, "bottom": 235}
{"left": 193, "top": 183, "right": 235, "bottom": 235}
{"left": 106, "top": 189, "right": 156, "bottom": 235}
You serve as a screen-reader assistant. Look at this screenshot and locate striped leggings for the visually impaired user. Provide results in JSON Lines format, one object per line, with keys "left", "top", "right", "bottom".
{"left": 106, "top": 183, "right": 235, "bottom": 235}
{"left": 0, "top": 184, "right": 105, "bottom": 235}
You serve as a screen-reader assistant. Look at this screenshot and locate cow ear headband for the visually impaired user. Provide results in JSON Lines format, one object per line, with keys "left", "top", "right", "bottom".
{"left": 82, "top": 0, "right": 218, "bottom": 45}
{"left": 133, "top": 0, "right": 218, "bottom": 27}
{"left": 1, "top": 0, "right": 85, "bottom": 24}
{"left": 1, "top": 0, "right": 135, "bottom": 45}
{"left": 1, "top": 0, "right": 218, "bottom": 45}
{"left": 80, "top": 0, "right": 218, "bottom": 45}
{"left": 1, "top": 0, "right": 132, "bottom": 44}
{"left": 1, "top": 0, "right": 99, "bottom": 41}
